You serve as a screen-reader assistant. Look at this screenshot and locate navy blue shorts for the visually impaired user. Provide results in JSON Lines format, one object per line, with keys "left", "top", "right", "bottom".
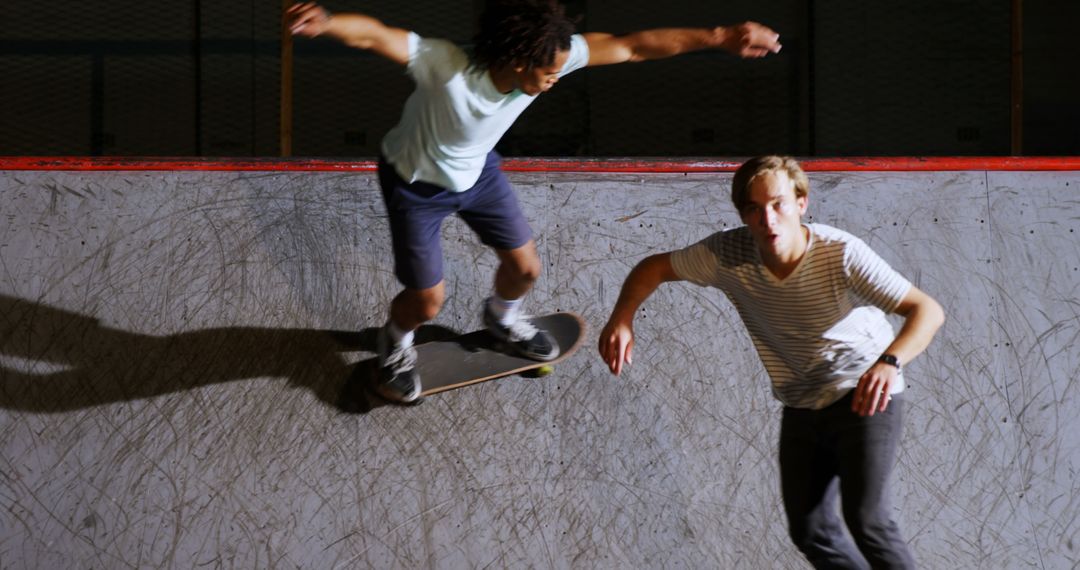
{"left": 378, "top": 152, "right": 533, "bottom": 289}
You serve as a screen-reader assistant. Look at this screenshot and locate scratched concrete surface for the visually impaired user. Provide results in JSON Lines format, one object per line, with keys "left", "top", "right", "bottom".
{"left": 0, "top": 168, "right": 1077, "bottom": 569}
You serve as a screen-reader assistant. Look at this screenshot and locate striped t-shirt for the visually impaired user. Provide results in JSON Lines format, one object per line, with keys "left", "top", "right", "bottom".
{"left": 670, "top": 223, "right": 912, "bottom": 410}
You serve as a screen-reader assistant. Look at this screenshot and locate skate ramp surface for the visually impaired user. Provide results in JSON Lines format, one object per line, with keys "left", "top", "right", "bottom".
{"left": 1, "top": 161, "right": 1077, "bottom": 568}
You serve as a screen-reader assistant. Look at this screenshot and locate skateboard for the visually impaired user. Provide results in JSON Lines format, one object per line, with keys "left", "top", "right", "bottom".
{"left": 411, "top": 311, "right": 585, "bottom": 397}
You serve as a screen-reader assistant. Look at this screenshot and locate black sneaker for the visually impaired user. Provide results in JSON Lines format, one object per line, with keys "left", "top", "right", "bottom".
{"left": 483, "top": 300, "right": 560, "bottom": 361}
{"left": 375, "top": 325, "right": 422, "bottom": 404}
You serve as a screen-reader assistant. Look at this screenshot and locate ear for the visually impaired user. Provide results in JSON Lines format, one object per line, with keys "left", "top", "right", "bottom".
{"left": 797, "top": 194, "right": 809, "bottom": 216}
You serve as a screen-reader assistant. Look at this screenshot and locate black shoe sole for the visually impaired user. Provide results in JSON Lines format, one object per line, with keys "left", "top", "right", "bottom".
{"left": 372, "top": 383, "right": 425, "bottom": 406}
{"left": 495, "top": 340, "right": 560, "bottom": 362}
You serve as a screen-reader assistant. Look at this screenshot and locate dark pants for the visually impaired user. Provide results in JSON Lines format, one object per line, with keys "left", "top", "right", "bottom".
{"left": 779, "top": 392, "right": 915, "bottom": 569}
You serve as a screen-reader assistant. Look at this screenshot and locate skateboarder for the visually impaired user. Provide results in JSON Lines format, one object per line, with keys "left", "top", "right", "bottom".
{"left": 598, "top": 156, "right": 945, "bottom": 568}
{"left": 287, "top": 0, "right": 782, "bottom": 403}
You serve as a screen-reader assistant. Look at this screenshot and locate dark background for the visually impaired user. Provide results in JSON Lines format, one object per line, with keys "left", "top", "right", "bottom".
{"left": 1, "top": 0, "right": 1075, "bottom": 158}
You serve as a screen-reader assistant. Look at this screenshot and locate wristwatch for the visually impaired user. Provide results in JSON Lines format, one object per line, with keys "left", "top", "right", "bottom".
{"left": 877, "top": 353, "right": 901, "bottom": 372}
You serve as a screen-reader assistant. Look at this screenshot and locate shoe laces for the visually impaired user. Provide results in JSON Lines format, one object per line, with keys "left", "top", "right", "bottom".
{"left": 505, "top": 316, "right": 538, "bottom": 342}
{"left": 385, "top": 343, "right": 417, "bottom": 374}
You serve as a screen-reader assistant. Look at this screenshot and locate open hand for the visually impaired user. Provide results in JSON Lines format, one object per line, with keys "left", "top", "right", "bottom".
{"left": 286, "top": 2, "right": 332, "bottom": 37}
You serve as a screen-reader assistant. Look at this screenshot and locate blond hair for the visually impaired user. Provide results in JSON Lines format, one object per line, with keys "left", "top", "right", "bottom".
{"left": 731, "top": 156, "right": 809, "bottom": 212}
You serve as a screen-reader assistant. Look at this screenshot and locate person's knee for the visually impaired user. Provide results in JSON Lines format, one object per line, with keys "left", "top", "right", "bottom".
{"left": 415, "top": 302, "right": 441, "bottom": 322}
{"left": 499, "top": 244, "right": 541, "bottom": 283}
{"left": 416, "top": 288, "right": 445, "bottom": 321}
{"left": 789, "top": 529, "right": 830, "bottom": 565}
{"left": 397, "top": 285, "right": 444, "bottom": 323}
{"left": 515, "top": 254, "right": 541, "bottom": 283}
{"left": 843, "top": 504, "right": 894, "bottom": 545}
{"left": 844, "top": 510, "right": 913, "bottom": 568}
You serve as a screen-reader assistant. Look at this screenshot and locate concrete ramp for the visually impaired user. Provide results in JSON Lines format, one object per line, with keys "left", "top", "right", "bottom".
{"left": 1, "top": 164, "right": 1078, "bottom": 568}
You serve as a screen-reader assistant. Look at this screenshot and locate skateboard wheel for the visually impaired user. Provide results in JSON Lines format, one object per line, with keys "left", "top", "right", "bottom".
{"left": 535, "top": 365, "right": 554, "bottom": 377}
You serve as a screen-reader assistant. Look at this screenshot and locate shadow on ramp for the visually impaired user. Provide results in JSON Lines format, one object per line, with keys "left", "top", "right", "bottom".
{"left": 0, "top": 294, "right": 458, "bottom": 414}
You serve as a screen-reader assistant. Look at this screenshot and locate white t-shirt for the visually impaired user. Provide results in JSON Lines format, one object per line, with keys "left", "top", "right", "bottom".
{"left": 670, "top": 223, "right": 913, "bottom": 410}
{"left": 381, "top": 33, "right": 590, "bottom": 192}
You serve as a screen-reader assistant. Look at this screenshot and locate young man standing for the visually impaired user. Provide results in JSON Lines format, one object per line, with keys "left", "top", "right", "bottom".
{"left": 599, "top": 156, "right": 945, "bottom": 568}
{"left": 287, "top": 1, "right": 782, "bottom": 403}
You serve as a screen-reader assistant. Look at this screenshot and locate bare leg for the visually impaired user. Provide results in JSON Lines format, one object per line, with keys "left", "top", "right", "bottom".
{"left": 389, "top": 281, "right": 445, "bottom": 332}
{"left": 374, "top": 284, "right": 441, "bottom": 403}
{"left": 493, "top": 240, "right": 541, "bottom": 300}
{"left": 484, "top": 240, "right": 557, "bottom": 360}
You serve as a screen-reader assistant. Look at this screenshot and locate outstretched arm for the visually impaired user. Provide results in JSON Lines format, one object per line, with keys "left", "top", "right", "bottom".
{"left": 584, "top": 22, "right": 781, "bottom": 67}
{"left": 286, "top": 2, "right": 410, "bottom": 65}
{"left": 598, "top": 253, "right": 682, "bottom": 376}
{"left": 852, "top": 285, "right": 946, "bottom": 416}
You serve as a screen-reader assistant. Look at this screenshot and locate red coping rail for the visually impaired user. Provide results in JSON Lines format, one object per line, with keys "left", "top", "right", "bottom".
{"left": 1, "top": 156, "right": 1079, "bottom": 172}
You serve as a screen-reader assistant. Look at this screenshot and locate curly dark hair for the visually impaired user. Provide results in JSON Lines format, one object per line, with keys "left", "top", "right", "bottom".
{"left": 471, "top": 0, "right": 577, "bottom": 71}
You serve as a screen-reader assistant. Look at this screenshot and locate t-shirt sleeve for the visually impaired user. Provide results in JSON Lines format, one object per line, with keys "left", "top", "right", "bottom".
{"left": 669, "top": 233, "right": 724, "bottom": 287}
{"left": 406, "top": 33, "right": 463, "bottom": 86}
{"left": 844, "top": 237, "right": 913, "bottom": 312}
{"left": 557, "top": 34, "right": 590, "bottom": 77}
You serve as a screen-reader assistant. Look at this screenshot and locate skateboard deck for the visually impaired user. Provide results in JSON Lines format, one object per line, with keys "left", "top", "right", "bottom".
{"left": 413, "top": 311, "right": 585, "bottom": 397}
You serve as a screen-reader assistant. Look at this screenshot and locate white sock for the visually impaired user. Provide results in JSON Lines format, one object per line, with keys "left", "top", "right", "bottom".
{"left": 488, "top": 294, "right": 523, "bottom": 327}
{"left": 386, "top": 320, "right": 414, "bottom": 348}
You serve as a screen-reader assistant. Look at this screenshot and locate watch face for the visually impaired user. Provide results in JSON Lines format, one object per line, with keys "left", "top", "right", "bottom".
{"left": 879, "top": 354, "right": 900, "bottom": 368}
